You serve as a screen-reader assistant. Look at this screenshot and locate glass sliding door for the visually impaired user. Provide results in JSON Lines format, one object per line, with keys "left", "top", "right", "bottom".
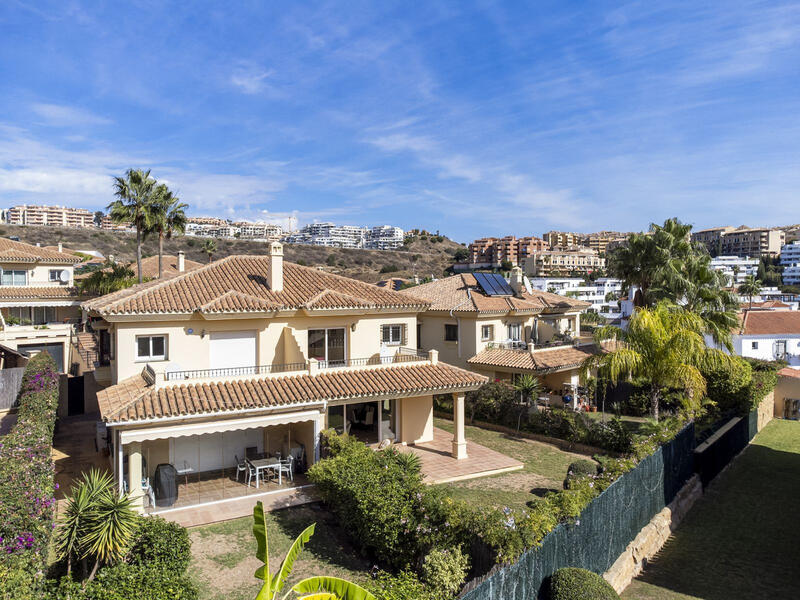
{"left": 308, "top": 328, "right": 346, "bottom": 367}
{"left": 380, "top": 399, "right": 396, "bottom": 442}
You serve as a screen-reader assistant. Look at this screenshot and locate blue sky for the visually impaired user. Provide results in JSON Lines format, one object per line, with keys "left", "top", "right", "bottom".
{"left": 0, "top": 1, "right": 798, "bottom": 242}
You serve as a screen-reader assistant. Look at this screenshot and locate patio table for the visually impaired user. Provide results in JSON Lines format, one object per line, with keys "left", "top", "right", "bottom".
{"left": 248, "top": 457, "right": 282, "bottom": 488}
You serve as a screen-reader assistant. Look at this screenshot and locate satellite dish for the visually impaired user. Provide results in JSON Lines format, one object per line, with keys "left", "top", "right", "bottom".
{"left": 59, "top": 270, "right": 70, "bottom": 283}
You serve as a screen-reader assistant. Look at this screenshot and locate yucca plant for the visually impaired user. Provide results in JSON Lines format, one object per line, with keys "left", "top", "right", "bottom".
{"left": 56, "top": 470, "right": 107, "bottom": 576}
{"left": 252, "top": 501, "right": 375, "bottom": 600}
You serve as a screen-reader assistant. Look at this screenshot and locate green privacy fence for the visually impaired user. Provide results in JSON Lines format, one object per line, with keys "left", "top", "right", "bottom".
{"left": 694, "top": 406, "right": 760, "bottom": 488}
{"left": 459, "top": 423, "right": 696, "bottom": 600}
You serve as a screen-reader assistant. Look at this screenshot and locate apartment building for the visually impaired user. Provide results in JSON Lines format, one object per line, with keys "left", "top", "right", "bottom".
{"left": 233, "top": 222, "right": 283, "bottom": 241}
{"left": 81, "top": 243, "right": 484, "bottom": 514}
{"left": 528, "top": 277, "right": 622, "bottom": 318}
{"left": 710, "top": 255, "right": 759, "bottom": 285}
{"left": 365, "top": 225, "right": 405, "bottom": 250}
{"left": 6, "top": 205, "right": 95, "bottom": 228}
{"left": 400, "top": 269, "right": 593, "bottom": 394}
{"left": 585, "top": 232, "right": 628, "bottom": 255}
{"left": 0, "top": 238, "right": 87, "bottom": 372}
{"left": 467, "top": 236, "right": 548, "bottom": 268}
{"left": 100, "top": 216, "right": 132, "bottom": 231}
{"left": 522, "top": 247, "right": 605, "bottom": 277}
{"left": 691, "top": 226, "right": 735, "bottom": 253}
{"left": 543, "top": 231, "right": 583, "bottom": 249}
{"left": 719, "top": 228, "right": 785, "bottom": 258}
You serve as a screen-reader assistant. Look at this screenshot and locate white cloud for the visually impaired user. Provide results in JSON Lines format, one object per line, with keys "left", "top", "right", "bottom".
{"left": 31, "top": 103, "right": 112, "bottom": 127}
{"left": 230, "top": 66, "right": 275, "bottom": 94}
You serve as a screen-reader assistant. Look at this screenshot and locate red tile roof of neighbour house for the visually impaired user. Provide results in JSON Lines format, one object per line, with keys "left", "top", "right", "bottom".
{"left": 0, "top": 238, "right": 81, "bottom": 264}
{"left": 467, "top": 344, "right": 600, "bottom": 373}
{"left": 75, "top": 255, "right": 204, "bottom": 282}
{"left": 97, "top": 362, "right": 487, "bottom": 423}
{"left": 740, "top": 301, "right": 792, "bottom": 310}
{"left": 737, "top": 310, "right": 800, "bottom": 335}
{"left": 82, "top": 255, "right": 430, "bottom": 316}
{"left": 778, "top": 367, "right": 800, "bottom": 379}
{"left": 0, "top": 286, "right": 85, "bottom": 301}
{"left": 400, "top": 273, "right": 589, "bottom": 315}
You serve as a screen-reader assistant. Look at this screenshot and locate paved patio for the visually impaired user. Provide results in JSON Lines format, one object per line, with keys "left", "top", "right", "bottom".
{"left": 52, "top": 412, "right": 110, "bottom": 499}
{"left": 400, "top": 426, "right": 524, "bottom": 484}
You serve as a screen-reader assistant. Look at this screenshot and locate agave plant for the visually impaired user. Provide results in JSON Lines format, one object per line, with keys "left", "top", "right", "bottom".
{"left": 252, "top": 501, "right": 375, "bottom": 600}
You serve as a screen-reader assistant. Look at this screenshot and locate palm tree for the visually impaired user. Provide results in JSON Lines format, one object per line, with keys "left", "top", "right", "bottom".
{"left": 738, "top": 275, "right": 762, "bottom": 309}
{"left": 78, "top": 261, "right": 137, "bottom": 296}
{"left": 582, "top": 301, "right": 727, "bottom": 421}
{"left": 149, "top": 184, "right": 188, "bottom": 278}
{"left": 109, "top": 169, "right": 158, "bottom": 284}
{"left": 251, "top": 501, "right": 375, "bottom": 600}
{"left": 512, "top": 374, "right": 542, "bottom": 431}
{"left": 56, "top": 469, "right": 138, "bottom": 581}
{"left": 202, "top": 238, "right": 218, "bottom": 263}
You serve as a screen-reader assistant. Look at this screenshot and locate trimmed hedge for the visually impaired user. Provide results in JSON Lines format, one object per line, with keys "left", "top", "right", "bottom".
{"left": 549, "top": 567, "right": 620, "bottom": 600}
{"left": 127, "top": 516, "right": 192, "bottom": 573}
{"left": 48, "top": 564, "right": 198, "bottom": 600}
{"left": 0, "top": 353, "right": 59, "bottom": 588}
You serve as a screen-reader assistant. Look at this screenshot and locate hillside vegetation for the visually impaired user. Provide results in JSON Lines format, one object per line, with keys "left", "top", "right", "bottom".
{"left": 0, "top": 224, "right": 464, "bottom": 283}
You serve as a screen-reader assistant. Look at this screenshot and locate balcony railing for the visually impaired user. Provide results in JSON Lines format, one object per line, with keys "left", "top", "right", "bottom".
{"left": 161, "top": 348, "right": 430, "bottom": 383}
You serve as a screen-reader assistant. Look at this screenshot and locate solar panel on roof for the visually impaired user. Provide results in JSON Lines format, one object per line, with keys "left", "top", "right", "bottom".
{"left": 474, "top": 272, "right": 514, "bottom": 296}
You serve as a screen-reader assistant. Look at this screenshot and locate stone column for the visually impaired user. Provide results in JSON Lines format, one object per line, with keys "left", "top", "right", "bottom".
{"left": 451, "top": 392, "right": 468, "bottom": 459}
{"left": 127, "top": 442, "right": 144, "bottom": 513}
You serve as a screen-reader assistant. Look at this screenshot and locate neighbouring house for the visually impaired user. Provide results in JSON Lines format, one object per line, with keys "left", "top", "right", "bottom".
{"left": 400, "top": 268, "right": 595, "bottom": 394}
{"left": 775, "top": 367, "right": 800, "bottom": 419}
{"left": 0, "top": 237, "right": 90, "bottom": 372}
{"left": 712, "top": 310, "right": 800, "bottom": 366}
{"left": 81, "top": 243, "right": 486, "bottom": 513}
{"left": 77, "top": 252, "right": 203, "bottom": 283}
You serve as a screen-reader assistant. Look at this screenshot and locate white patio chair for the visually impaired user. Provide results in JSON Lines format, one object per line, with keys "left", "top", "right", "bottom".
{"left": 245, "top": 459, "right": 258, "bottom": 487}
{"left": 234, "top": 455, "right": 248, "bottom": 482}
{"left": 278, "top": 455, "right": 294, "bottom": 483}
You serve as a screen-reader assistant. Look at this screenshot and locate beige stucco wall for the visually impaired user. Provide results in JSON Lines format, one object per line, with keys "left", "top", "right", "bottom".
{"left": 400, "top": 395, "right": 434, "bottom": 443}
{"left": 775, "top": 375, "right": 800, "bottom": 418}
{"left": 112, "top": 313, "right": 419, "bottom": 382}
{"left": 141, "top": 438, "right": 170, "bottom": 479}
{"left": 0, "top": 262, "right": 75, "bottom": 286}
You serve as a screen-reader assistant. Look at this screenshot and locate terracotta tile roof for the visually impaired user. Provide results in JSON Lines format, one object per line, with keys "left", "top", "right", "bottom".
{"left": 467, "top": 344, "right": 599, "bottom": 372}
{"left": 738, "top": 310, "right": 800, "bottom": 335}
{"left": 131, "top": 255, "right": 203, "bottom": 279}
{"left": 97, "top": 362, "right": 487, "bottom": 423}
{"left": 83, "top": 255, "right": 429, "bottom": 316}
{"left": 741, "top": 300, "right": 791, "bottom": 309}
{"left": 778, "top": 367, "right": 800, "bottom": 379}
{"left": 0, "top": 238, "right": 81, "bottom": 264}
{"left": 400, "top": 273, "right": 589, "bottom": 315}
{"left": 0, "top": 286, "right": 84, "bottom": 301}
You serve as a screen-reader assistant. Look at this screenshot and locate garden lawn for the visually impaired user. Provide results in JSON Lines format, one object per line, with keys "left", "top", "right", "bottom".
{"left": 433, "top": 417, "right": 599, "bottom": 511}
{"left": 583, "top": 411, "right": 649, "bottom": 435}
{"left": 189, "top": 504, "right": 372, "bottom": 600}
{"left": 623, "top": 419, "right": 800, "bottom": 600}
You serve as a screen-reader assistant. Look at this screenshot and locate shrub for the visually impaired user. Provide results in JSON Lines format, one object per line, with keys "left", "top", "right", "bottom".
{"left": 421, "top": 547, "right": 470, "bottom": 598}
{"left": 563, "top": 460, "right": 598, "bottom": 490}
{"left": 587, "top": 417, "right": 633, "bottom": 453}
{"left": 127, "top": 516, "right": 191, "bottom": 574}
{"left": 701, "top": 356, "right": 753, "bottom": 415}
{"left": 465, "top": 382, "right": 515, "bottom": 423}
{"left": 0, "top": 353, "right": 59, "bottom": 570}
{"left": 370, "top": 570, "right": 437, "bottom": 600}
{"left": 69, "top": 563, "right": 197, "bottom": 600}
{"left": 549, "top": 567, "right": 620, "bottom": 600}
{"left": 745, "top": 359, "right": 781, "bottom": 410}
{"left": 379, "top": 264, "right": 400, "bottom": 273}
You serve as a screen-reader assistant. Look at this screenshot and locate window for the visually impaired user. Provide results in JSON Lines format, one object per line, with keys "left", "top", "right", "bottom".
{"left": 481, "top": 324, "right": 494, "bottom": 341}
{"left": 136, "top": 335, "right": 166, "bottom": 360}
{"left": 7, "top": 306, "right": 55, "bottom": 325}
{"left": 775, "top": 340, "right": 787, "bottom": 359}
{"left": 308, "top": 328, "right": 346, "bottom": 365}
{"left": 381, "top": 324, "right": 404, "bottom": 345}
{"left": 49, "top": 269, "right": 62, "bottom": 282}
{"left": 444, "top": 324, "right": 458, "bottom": 342}
{"left": 751, "top": 341, "right": 759, "bottom": 350}
{"left": 507, "top": 323, "right": 522, "bottom": 341}
{"left": 1, "top": 270, "right": 26, "bottom": 286}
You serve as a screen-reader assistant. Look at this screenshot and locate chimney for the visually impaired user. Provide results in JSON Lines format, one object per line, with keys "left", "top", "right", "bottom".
{"left": 177, "top": 250, "right": 185, "bottom": 273}
{"left": 509, "top": 266, "right": 524, "bottom": 296}
{"left": 58, "top": 242, "right": 63, "bottom": 253}
{"left": 269, "top": 241, "right": 283, "bottom": 292}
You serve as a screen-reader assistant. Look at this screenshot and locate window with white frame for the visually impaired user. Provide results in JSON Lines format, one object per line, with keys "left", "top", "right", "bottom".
{"left": 381, "top": 324, "right": 404, "bottom": 345}
{"left": 136, "top": 335, "right": 167, "bottom": 360}
{"left": 49, "top": 269, "right": 62, "bottom": 282}
{"left": 481, "top": 324, "right": 494, "bottom": 341}
{"left": 751, "top": 341, "right": 758, "bottom": 350}
{"left": 1, "top": 269, "right": 27, "bottom": 286}
{"left": 507, "top": 323, "right": 522, "bottom": 341}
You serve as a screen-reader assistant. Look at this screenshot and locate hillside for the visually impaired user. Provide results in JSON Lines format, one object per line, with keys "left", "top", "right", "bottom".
{"left": 0, "top": 224, "right": 464, "bottom": 283}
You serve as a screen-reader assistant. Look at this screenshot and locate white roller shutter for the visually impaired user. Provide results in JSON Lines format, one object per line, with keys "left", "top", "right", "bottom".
{"left": 209, "top": 331, "right": 257, "bottom": 373}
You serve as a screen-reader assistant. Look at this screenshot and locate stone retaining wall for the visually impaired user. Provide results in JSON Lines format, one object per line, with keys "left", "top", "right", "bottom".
{"left": 603, "top": 474, "right": 703, "bottom": 593}
{"left": 756, "top": 390, "right": 774, "bottom": 431}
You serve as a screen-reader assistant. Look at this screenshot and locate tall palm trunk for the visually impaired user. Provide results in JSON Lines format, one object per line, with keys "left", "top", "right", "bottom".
{"left": 136, "top": 229, "right": 143, "bottom": 284}
{"left": 158, "top": 232, "right": 164, "bottom": 279}
{"left": 650, "top": 384, "right": 660, "bottom": 421}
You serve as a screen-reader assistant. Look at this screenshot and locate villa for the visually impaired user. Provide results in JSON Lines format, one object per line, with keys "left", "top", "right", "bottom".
{"left": 400, "top": 268, "right": 597, "bottom": 395}
{"left": 0, "top": 238, "right": 88, "bottom": 373}
{"left": 81, "top": 243, "right": 490, "bottom": 516}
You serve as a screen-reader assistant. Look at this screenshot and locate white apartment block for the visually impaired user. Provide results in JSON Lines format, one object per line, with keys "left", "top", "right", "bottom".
{"left": 710, "top": 255, "right": 759, "bottom": 285}
{"left": 365, "top": 226, "right": 404, "bottom": 250}
{"left": 528, "top": 277, "right": 622, "bottom": 318}
{"left": 781, "top": 241, "right": 800, "bottom": 266}
{"left": 232, "top": 222, "right": 283, "bottom": 241}
{"left": 6, "top": 204, "right": 95, "bottom": 228}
